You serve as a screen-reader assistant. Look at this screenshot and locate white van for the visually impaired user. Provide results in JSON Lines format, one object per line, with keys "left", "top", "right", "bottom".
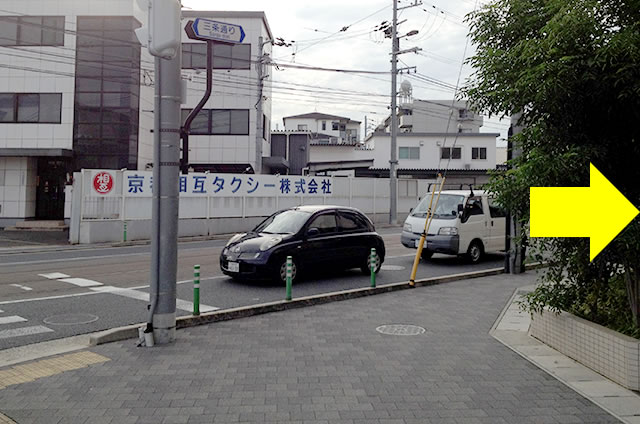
{"left": 401, "top": 189, "right": 506, "bottom": 263}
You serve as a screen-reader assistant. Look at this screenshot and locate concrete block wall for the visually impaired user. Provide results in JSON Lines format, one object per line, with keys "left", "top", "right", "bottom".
{"left": 530, "top": 310, "right": 640, "bottom": 390}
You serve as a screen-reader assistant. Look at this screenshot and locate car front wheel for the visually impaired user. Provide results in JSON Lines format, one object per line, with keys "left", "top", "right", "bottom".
{"left": 275, "top": 256, "right": 298, "bottom": 284}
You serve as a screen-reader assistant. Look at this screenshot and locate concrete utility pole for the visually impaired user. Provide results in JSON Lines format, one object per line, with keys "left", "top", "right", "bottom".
{"left": 505, "top": 112, "right": 526, "bottom": 274}
{"left": 389, "top": 0, "right": 399, "bottom": 225}
{"left": 389, "top": 0, "right": 422, "bottom": 225}
{"left": 255, "top": 36, "right": 269, "bottom": 174}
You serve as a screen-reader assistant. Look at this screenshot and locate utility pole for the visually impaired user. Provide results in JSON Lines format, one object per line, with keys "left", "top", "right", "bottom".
{"left": 389, "top": 0, "right": 422, "bottom": 225}
{"left": 255, "top": 36, "right": 270, "bottom": 174}
{"left": 505, "top": 112, "right": 526, "bottom": 274}
{"left": 135, "top": 0, "right": 182, "bottom": 345}
{"left": 389, "top": 0, "right": 399, "bottom": 225}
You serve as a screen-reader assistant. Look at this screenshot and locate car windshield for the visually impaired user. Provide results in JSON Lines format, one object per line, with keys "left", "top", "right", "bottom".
{"left": 254, "top": 210, "right": 312, "bottom": 234}
{"left": 411, "top": 194, "right": 465, "bottom": 220}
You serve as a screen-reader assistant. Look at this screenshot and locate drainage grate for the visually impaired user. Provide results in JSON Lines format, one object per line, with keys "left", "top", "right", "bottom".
{"left": 43, "top": 314, "right": 99, "bottom": 325}
{"left": 376, "top": 324, "right": 426, "bottom": 336}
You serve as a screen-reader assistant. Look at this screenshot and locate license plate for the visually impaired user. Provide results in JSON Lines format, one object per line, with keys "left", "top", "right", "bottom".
{"left": 227, "top": 261, "right": 239, "bottom": 272}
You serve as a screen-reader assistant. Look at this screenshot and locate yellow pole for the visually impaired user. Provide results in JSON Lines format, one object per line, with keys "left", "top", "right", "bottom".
{"left": 409, "top": 175, "right": 446, "bottom": 286}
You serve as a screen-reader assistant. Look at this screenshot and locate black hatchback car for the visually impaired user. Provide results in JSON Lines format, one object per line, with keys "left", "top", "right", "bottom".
{"left": 220, "top": 205, "right": 385, "bottom": 283}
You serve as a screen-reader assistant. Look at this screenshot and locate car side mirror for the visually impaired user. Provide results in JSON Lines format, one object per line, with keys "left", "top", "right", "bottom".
{"left": 307, "top": 228, "right": 320, "bottom": 237}
{"left": 457, "top": 204, "right": 464, "bottom": 212}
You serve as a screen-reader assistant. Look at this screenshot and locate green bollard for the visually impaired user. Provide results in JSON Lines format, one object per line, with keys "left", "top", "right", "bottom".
{"left": 123, "top": 221, "right": 127, "bottom": 242}
{"left": 285, "top": 256, "right": 292, "bottom": 301}
{"left": 370, "top": 248, "right": 377, "bottom": 288}
{"left": 193, "top": 264, "right": 200, "bottom": 315}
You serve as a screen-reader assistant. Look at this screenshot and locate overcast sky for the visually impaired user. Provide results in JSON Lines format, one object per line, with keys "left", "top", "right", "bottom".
{"left": 183, "top": 0, "right": 509, "bottom": 144}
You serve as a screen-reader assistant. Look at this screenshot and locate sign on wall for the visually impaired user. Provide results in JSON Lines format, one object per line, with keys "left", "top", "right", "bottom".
{"left": 91, "top": 171, "right": 117, "bottom": 196}
{"left": 119, "top": 172, "right": 333, "bottom": 197}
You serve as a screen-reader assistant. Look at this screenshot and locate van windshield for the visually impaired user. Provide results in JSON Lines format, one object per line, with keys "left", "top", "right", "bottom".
{"left": 411, "top": 194, "right": 465, "bottom": 220}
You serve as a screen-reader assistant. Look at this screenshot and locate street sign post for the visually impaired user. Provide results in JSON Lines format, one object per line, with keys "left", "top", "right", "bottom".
{"left": 185, "top": 18, "right": 245, "bottom": 43}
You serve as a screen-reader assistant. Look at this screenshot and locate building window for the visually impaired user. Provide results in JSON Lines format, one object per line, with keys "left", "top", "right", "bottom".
{"left": 441, "top": 147, "right": 461, "bottom": 159}
{"left": 458, "top": 108, "right": 472, "bottom": 119}
{"left": 0, "top": 93, "right": 62, "bottom": 123}
{"left": 399, "top": 147, "right": 420, "bottom": 160}
{"left": 322, "top": 121, "right": 326, "bottom": 131}
{"left": 182, "top": 43, "right": 251, "bottom": 69}
{"left": 0, "top": 16, "right": 65, "bottom": 46}
{"left": 458, "top": 128, "right": 472, "bottom": 133}
{"left": 73, "top": 16, "right": 141, "bottom": 171}
{"left": 332, "top": 122, "right": 339, "bottom": 131}
{"left": 297, "top": 124, "right": 307, "bottom": 131}
{"left": 472, "top": 147, "right": 487, "bottom": 160}
{"left": 181, "top": 109, "right": 250, "bottom": 135}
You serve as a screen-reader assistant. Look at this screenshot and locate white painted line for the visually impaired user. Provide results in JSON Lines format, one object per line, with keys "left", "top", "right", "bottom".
{"left": 0, "top": 325, "right": 54, "bottom": 340}
{"left": 58, "top": 278, "right": 103, "bottom": 287}
{"left": 38, "top": 272, "right": 70, "bottom": 279}
{"left": 0, "top": 276, "right": 228, "bottom": 305}
{"left": 386, "top": 254, "right": 416, "bottom": 259}
{"left": 90, "top": 286, "right": 149, "bottom": 301}
{"left": 0, "top": 316, "right": 28, "bottom": 325}
{"left": 90, "top": 286, "right": 219, "bottom": 312}
{"left": 175, "top": 299, "right": 219, "bottom": 313}
{"left": 10, "top": 284, "right": 33, "bottom": 291}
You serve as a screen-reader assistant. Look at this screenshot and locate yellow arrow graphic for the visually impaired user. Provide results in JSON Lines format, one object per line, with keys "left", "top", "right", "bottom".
{"left": 530, "top": 163, "right": 639, "bottom": 261}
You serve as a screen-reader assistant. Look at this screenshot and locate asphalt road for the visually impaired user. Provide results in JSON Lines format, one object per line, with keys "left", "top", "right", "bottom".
{"left": 0, "top": 228, "right": 504, "bottom": 350}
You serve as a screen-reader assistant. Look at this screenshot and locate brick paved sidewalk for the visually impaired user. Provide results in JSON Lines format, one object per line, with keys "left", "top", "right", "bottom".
{"left": 0, "top": 273, "right": 621, "bottom": 424}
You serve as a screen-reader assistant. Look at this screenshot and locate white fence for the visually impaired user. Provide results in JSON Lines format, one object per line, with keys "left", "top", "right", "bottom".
{"left": 69, "top": 169, "right": 433, "bottom": 244}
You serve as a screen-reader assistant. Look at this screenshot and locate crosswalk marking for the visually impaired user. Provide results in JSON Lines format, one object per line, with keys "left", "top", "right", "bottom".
{"left": 0, "top": 326, "right": 54, "bottom": 340}
{"left": 38, "top": 272, "right": 70, "bottom": 279}
{"left": 10, "top": 284, "right": 33, "bottom": 291}
{"left": 0, "top": 316, "right": 28, "bottom": 325}
{"left": 58, "top": 278, "right": 103, "bottom": 287}
{"left": 90, "top": 286, "right": 219, "bottom": 313}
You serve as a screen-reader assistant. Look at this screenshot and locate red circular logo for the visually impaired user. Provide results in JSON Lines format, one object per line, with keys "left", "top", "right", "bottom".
{"left": 93, "top": 171, "right": 114, "bottom": 194}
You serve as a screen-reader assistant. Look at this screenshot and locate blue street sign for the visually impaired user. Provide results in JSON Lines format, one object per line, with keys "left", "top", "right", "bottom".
{"left": 191, "top": 18, "right": 245, "bottom": 43}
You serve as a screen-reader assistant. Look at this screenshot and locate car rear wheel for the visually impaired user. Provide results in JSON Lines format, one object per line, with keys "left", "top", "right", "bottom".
{"left": 360, "top": 249, "right": 382, "bottom": 275}
{"left": 275, "top": 256, "right": 298, "bottom": 284}
{"left": 466, "top": 240, "right": 484, "bottom": 264}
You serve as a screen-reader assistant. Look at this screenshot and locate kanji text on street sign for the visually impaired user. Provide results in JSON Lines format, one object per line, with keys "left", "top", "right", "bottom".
{"left": 186, "top": 18, "right": 245, "bottom": 43}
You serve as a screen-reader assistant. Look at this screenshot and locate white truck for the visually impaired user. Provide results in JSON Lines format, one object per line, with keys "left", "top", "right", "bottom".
{"left": 401, "top": 189, "right": 506, "bottom": 263}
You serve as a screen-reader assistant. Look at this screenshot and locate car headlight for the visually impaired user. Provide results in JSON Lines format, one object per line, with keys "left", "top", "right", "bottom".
{"left": 260, "top": 236, "right": 282, "bottom": 251}
{"left": 438, "top": 227, "right": 458, "bottom": 236}
{"left": 403, "top": 222, "right": 412, "bottom": 232}
{"left": 226, "top": 233, "right": 245, "bottom": 246}
{"left": 239, "top": 252, "right": 261, "bottom": 259}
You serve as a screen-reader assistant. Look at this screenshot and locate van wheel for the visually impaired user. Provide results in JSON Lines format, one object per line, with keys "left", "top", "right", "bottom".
{"left": 421, "top": 250, "right": 433, "bottom": 260}
{"left": 466, "top": 240, "right": 484, "bottom": 264}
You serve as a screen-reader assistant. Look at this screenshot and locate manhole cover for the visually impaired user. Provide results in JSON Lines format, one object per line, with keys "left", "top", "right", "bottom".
{"left": 43, "top": 314, "right": 99, "bottom": 326}
{"left": 376, "top": 324, "right": 426, "bottom": 336}
{"left": 380, "top": 265, "right": 405, "bottom": 271}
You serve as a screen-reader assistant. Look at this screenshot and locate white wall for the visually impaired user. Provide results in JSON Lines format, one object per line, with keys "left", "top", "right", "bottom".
{"left": 370, "top": 133, "right": 498, "bottom": 170}
{"left": 309, "top": 145, "right": 374, "bottom": 163}
{"left": 0, "top": 157, "right": 37, "bottom": 220}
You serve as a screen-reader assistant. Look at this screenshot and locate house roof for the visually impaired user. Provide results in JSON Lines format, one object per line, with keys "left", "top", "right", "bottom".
{"left": 283, "top": 112, "right": 361, "bottom": 124}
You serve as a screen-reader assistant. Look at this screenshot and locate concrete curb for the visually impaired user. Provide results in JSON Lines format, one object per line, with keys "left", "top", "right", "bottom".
{"left": 88, "top": 267, "right": 505, "bottom": 346}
